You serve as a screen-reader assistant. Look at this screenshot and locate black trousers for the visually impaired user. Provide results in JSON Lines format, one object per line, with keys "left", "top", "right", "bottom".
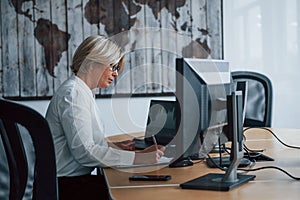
{"left": 58, "top": 171, "right": 109, "bottom": 200}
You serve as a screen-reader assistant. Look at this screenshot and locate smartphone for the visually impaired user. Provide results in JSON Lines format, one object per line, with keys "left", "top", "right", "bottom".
{"left": 129, "top": 175, "right": 171, "bottom": 181}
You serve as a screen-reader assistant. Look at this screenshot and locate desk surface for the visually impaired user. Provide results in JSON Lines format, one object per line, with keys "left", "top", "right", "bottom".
{"left": 104, "top": 128, "right": 300, "bottom": 200}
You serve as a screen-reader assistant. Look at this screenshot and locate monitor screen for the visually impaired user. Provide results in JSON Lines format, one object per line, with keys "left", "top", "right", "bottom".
{"left": 170, "top": 58, "right": 232, "bottom": 167}
{"left": 144, "top": 100, "right": 178, "bottom": 146}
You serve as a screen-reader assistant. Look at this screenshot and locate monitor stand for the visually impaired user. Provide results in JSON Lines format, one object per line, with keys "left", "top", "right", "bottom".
{"left": 180, "top": 142, "right": 255, "bottom": 191}
{"left": 180, "top": 91, "right": 256, "bottom": 191}
{"left": 169, "top": 157, "right": 194, "bottom": 168}
{"left": 206, "top": 156, "right": 251, "bottom": 168}
{"left": 206, "top": 152, "right": 274, "bottom": 168}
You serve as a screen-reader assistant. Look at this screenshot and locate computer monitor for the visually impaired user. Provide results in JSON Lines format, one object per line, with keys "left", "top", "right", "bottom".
{"left": 169, "top": 58, "right": 231, "bottom": 168}
{"left": 180, "top": 91, "right": 256, "bottom": 191}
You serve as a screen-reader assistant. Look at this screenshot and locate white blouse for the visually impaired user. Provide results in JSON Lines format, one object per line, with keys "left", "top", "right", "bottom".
{"left": 45, "top": 74, "right": 135, "bottom": 177}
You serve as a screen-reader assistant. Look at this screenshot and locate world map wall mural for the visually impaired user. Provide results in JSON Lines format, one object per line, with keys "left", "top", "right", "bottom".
{"left": 0, "top": 0, "right": 223, "bottom": 99}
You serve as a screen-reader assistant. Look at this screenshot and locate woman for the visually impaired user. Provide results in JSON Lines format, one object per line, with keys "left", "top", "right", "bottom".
{"left": 45, "top": 35, "right": 164, "bottom": 199}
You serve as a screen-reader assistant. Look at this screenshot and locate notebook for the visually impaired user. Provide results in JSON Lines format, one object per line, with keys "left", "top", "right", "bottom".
{"left": 134, "top": 100, "right": 178, "bottom": 150}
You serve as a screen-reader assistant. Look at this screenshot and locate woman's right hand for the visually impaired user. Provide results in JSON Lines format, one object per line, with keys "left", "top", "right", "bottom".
{"left": 133, "top": 145, "right": 165, "bottom": 164}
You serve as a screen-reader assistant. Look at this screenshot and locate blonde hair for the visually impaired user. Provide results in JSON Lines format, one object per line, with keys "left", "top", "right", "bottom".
{"left": 71, "top": 35, "right": 125, "bottom": 75}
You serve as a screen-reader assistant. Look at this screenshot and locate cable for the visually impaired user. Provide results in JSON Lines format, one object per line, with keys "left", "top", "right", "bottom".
{"left": 223, "top": 145, "right": 231, "bottom": 155}
{"left": 238, "top": 166, "right": 300, "bottom": 180}
{"left": 206, "top": 154, "right": 227, "bottom": 171}
{"left": 207, "top": 127, "right": 300, "bottom": 181}
{"left": 192, "top": 159, "right": 205, "bottom": 165}
{"left": 208, "top": 154, "right": 300, "bottom": 180}
{"left": 209, "top": 155, "right": 300, "bottom": 180}
{"left": 239, "top": 159, "right": 257, "bottom": 175}
{"left": 244, "top": 127, "right": 300, "bottom": 149}
{"left": 243, "top": 127, "right": 265, "bottom": 153}
{"left": 243, "top": 144, "right": 265, "bottom": 153}
{"left": 260, "top": 127, "right": 300, "bottom": 149}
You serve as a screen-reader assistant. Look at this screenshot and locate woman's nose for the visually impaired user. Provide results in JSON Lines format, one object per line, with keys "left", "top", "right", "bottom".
{"left": 112, "top": 70, "right": 118, "bottom": 77}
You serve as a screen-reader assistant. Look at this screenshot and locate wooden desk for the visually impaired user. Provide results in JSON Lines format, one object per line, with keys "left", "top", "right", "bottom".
{"left": 104, "top": 128, "right": 300, "bottom": 200}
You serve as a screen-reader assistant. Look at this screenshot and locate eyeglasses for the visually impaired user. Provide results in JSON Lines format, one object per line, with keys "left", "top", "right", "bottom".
{"left": 111, "top": 64, "right": 121, "bottom": 72}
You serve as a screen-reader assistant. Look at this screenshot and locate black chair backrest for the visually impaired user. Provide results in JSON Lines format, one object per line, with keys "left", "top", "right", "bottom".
{"left": 231, "top": 71, "right": 273, "bottom": 127}
{"left": 0, "top": 98, "right": 58, "bottom": 200}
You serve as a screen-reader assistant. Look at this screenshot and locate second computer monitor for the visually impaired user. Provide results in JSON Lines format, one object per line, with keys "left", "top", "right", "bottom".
{"left": 170, "top": 58, "right": 231, "bottom": 167}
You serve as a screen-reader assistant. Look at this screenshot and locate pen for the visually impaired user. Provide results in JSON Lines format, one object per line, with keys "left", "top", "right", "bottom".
{"left": 152, "top": 135, "right": 158, "bottom": 150}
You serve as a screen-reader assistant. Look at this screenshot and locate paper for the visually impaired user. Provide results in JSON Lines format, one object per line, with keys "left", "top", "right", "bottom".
{"left": 113, "top": 156, "right": 173, "bottom": 169}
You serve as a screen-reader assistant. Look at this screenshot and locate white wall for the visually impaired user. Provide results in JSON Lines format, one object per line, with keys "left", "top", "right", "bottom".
{"left": 224, "top": 0, "right": 300, "bottom": 128}
{"left": 19, "top": 96, "right": 175, "bottom": 137}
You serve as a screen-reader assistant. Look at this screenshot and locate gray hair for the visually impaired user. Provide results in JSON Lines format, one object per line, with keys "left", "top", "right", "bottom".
{"left": 71, "top": 35, "right": 124, "bottom": 74}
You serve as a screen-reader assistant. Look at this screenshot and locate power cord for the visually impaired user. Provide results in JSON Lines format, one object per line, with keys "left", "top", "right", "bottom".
{"left": 244, "top": 127, "right": 300, "bottom": 149}
{"left": 206, "top": 154, "right": 227, "bottom": 171}
{"left": 243, "top": 127, "right": 265, "bottom": 153}
{"left": 207, "top": 127, "right": 300, "bottom": 180}
{"left": 207, "top": 154, "right": 300, "bottom": 181}
{"left": 259, "top": 127, "right": 300, "bottom": 149}
{"left": 243, "top": 144, "right": 265, "bottom": 153}
{"left": 241, "top": 127, "right": 300, "bottom": 180}
{"left": 238, "top": 166, "right": 300, "bottom": 180}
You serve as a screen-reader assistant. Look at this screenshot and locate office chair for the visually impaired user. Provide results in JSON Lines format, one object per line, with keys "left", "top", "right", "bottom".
{"left": 231, "top": 71, "right": 273, "bottom": 127}
{"left": 0, "top": 98, "right": 58, "bottom": 200}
